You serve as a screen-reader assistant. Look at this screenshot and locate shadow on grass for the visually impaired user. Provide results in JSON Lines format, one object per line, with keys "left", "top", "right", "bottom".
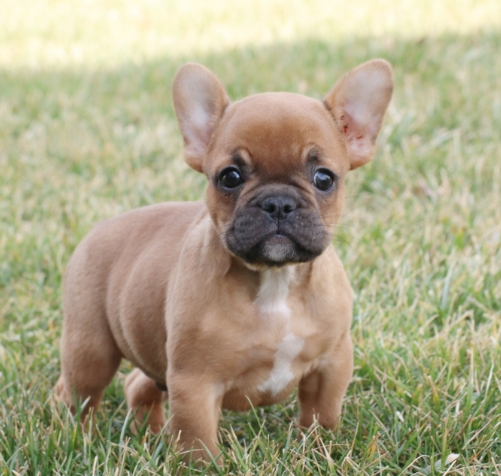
{"left": 1, "top": 29, "right": 500, "bottom": 129}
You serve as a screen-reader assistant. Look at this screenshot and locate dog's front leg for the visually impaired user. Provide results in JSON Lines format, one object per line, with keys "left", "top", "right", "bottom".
{"left": 298, "top": 333, "right": 353, "bottom": 429}
{"left": 168, "top": 371, "right": 222, "bottom": 463}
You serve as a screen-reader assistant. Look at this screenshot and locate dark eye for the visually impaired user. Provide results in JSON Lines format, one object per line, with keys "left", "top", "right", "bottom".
{"left": 219, "top": 167, "right": 244, "bottom": 189}
{"left": 313, "top": 169, "right": 335, "bottom": 191}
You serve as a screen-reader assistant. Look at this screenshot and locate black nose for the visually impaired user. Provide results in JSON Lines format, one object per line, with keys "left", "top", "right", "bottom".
{"left": 260, "top": 195, "right": 298, "bottom": 220}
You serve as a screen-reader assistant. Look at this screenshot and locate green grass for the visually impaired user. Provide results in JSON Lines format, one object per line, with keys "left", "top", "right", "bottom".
{"left": 1, "top": 0, "right": 501, "bottom": 474}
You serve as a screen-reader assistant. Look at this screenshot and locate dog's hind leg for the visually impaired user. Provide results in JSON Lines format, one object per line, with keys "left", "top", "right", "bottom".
{"left": 124, "top": 368, "right": 168, "bottom": 434}
{"left": 56, "top": 308, "right": 122, "bottom": 420}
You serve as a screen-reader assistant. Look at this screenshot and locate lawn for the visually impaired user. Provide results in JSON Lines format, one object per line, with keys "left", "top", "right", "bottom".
{"left": 1, "top": 0, "right": 500, "bottom": 474}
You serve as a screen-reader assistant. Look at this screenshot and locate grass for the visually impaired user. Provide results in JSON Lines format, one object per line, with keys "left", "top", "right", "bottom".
{"left": 1, "top": 0, "right": 500, "bottom": 474}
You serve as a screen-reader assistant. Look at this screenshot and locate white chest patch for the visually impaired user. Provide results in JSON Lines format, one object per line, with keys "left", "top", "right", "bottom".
{"left": 258, "top": 332, "right": 304, "bottom": 395}
{"left": 255, "top": 268, "right": 293, "bottom": 316}
{"left": 255, "top": 267, "right": 304, "bottom": 395}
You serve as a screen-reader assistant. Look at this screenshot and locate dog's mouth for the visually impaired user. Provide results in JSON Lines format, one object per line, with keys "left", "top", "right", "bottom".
{"left": 225, "top": 220, "right": 328, "bottom": 266}
{"left": 221, "top": 187, "right": 332, "bottom": 266}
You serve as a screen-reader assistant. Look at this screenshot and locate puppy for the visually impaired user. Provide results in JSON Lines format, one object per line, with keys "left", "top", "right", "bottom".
{"left": 56, "top": 60, "right": 393, "bottom": 461}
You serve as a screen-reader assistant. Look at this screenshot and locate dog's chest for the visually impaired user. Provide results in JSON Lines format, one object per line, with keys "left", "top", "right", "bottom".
{"left": 221, "top": 267, "right": 330, "bottom": 411}
{"left": 253, "top": 268, "right": 306, "bottom": 396}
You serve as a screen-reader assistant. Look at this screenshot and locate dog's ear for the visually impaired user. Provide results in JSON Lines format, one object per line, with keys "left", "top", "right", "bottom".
{"left": 324, "top": 59, "right": 393, "bottom": 170}
{"left": 172, "top": 63, "right": 230, "bottom": 173}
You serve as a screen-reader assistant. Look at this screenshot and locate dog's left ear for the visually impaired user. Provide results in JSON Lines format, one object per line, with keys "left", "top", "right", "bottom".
{"left": 324, "top": 59, "right": 394, "bottom": 170}
{"left": 172, "top": 63, "right": 230, "bottom": 173}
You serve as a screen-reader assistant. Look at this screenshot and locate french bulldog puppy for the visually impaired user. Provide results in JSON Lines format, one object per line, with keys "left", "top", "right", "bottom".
{"left": 56, "top": 60, "right": 393, "bottom": 461}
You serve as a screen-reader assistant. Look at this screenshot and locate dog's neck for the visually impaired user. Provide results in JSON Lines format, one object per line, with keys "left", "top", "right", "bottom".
{"left": 255, "top": 266, "right": 297, "bottom": 316}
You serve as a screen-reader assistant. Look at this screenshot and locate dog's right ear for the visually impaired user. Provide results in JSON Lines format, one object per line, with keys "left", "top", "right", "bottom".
{"left": 324, "top": 59, "right": 393, "bottom": 170}
{"left": 172, "top": 63, "right": 230, "bottom": 173}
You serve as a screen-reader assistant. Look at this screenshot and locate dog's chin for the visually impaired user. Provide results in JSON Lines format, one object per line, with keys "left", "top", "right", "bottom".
{"left": 261, "top": 235, "right": 295, "bottom": 264}
{"left": 229, "top": 234, "right": 324, "bottom": 268}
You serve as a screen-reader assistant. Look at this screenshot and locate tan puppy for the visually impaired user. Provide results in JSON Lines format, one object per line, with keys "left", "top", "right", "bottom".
{"left": 56, "top": 60, "right": 393, "bottom": 461}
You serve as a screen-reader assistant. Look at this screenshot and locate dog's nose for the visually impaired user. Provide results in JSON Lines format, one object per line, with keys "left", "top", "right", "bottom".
{"left": 260, "top": 196, "right": 298, "bottom": 220}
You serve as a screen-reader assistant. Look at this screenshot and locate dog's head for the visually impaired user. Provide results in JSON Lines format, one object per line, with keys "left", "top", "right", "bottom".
{"left": 173, "top": 61, "right": 393, "bottom": 268}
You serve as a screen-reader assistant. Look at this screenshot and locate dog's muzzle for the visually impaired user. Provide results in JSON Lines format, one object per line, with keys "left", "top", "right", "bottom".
{"left": 224, "top": 190, "right": 329, "bottom": 266}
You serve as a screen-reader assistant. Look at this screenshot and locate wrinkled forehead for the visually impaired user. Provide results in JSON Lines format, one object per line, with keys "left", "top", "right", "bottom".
{"left": 208, "top": 92, "right": 346, "bottom": 172}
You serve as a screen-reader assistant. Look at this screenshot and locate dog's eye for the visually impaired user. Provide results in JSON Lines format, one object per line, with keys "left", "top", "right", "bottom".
{"left": 313, "top": 169, "right": 335, "bottom": 191}
{"left": 219, "top": 167, "right": 244, "bottom": 189}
